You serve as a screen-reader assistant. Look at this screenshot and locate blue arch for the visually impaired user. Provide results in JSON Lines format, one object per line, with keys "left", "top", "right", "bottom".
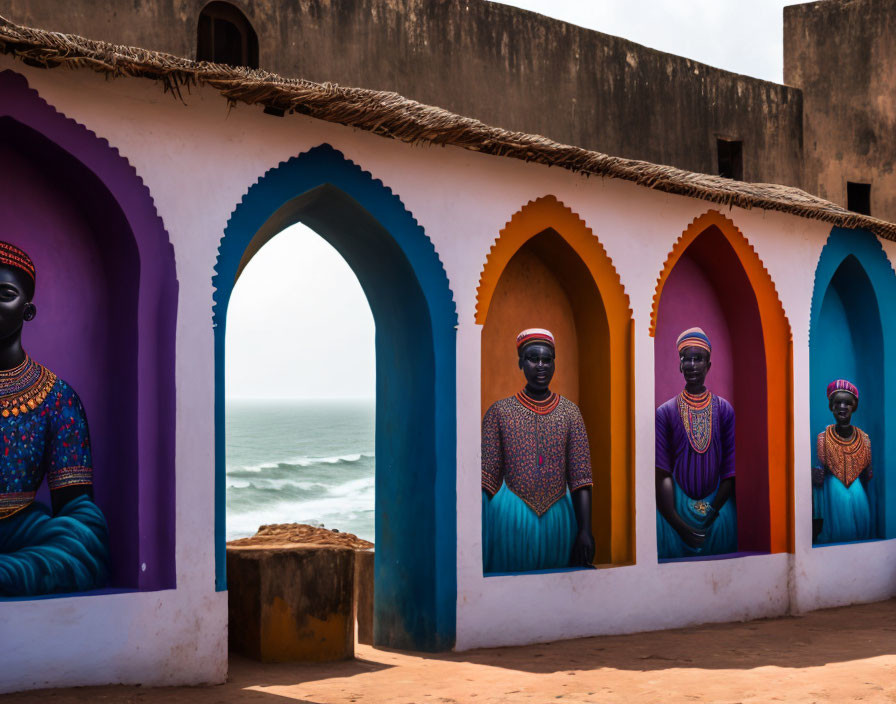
{"left": 212, "top": 144, "right": 457, "bottom": 650}
{"left": 809, "top": 228, "right": 896, "bottom": 543}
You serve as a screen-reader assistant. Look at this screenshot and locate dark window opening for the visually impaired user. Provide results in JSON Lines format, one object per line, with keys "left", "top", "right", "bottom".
{"left": 197, "top": 2, "right": 259, "bottom": 69}
{"left": 847, "top": 181, "right": 871, "bottom": 215}
{"left": 717, "top": 139, "right": 743, "bottom": 181}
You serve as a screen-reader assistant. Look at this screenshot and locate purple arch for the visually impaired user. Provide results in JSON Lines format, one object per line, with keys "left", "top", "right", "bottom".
{"left": 0, "top": 70, "right": 178, "bottom": 592}
{"left": 655, "top": 226, "right": 770, "bottom": 556}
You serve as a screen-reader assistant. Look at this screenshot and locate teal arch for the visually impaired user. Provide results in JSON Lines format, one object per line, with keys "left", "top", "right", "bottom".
{"left": 212, "top": 144, "right": 457, "bottom": 650}
{"left": 809, "top": 228, "right": 896, "bottom": 543}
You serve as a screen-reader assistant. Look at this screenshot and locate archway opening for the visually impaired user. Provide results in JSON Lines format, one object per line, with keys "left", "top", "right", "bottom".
{"left": 811, "top": 254, "right": 885, "bottom": 542}
{"left": 0, "top": 114, "right": 176, "bottom": 592}
{"left": 481, "top": 228, "right": 619, "bottom": 566}
{"left": 655, "top": 225, "right": 771, "bottom": 556}
{"left": 225, "top": 223, "right": 376, "bottom": 544}
{"left": 197, "top": 1, "right": 259, "bottom": 68}
{"left": 214, "top": 153, "right": 456, "bottom": 651}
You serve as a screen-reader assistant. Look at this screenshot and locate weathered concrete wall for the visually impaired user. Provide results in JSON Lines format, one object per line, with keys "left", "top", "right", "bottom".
{"left": 0, "top": 0, "right": 803, "bottom": 185}
{"left": 785, "top": 0, "right": 896, "bottom": 221}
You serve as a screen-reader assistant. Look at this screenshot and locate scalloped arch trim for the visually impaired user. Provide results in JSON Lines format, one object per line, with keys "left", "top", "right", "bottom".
{"left": 807, "top": 228, "right": 896, "bottom": 540}
{"left": 808, "top": 227, "right": 896, "bottom": 348}
{"left": 475, "top": 194, "right": 635, "bottom": 563}
{"left": 474, "top": 195, "right": 631, "bottom": 326}
{"left": 207, "top": 142, "right": 457, "bottom": 650}
{"left": 651, "top": 208, "right": 794, "bottom": 552}
{"left": 0, "top": 69, "right": 179, "bottom": 589}
{"left": 212, "top": 143, "right": 456, "bottom": 328}
{"left": 649, "top": 209, "right": 790, "bottom": 339}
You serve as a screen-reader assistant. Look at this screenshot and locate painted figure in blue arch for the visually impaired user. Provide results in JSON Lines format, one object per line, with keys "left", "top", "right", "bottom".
{"left": 812, "top": 379, "right": 873, "bottom": 544}
{"left": 481, "top": 328, "right": 595, "bottom": 573}
{"left": 0, "top": 241, "right": 109, "bottom": 596}
{"left": 656, "top": 327, "right": 737, "bottom": 559}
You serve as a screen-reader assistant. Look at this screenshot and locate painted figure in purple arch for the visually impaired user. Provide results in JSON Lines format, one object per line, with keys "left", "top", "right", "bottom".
{"left": 0, "top": 241, "right": 109, "bottom": 596}
{"left": 812, "top": 379, "right": 873, "bottom": 544}
{"left": 655, "top": 327, "right": 737, "bottom": 558}
{"left": 481, "top": 328, "right": 595, "bottom": 573}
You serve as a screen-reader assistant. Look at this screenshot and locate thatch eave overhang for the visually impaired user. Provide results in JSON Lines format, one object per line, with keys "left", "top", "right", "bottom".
{"left": 1, "top": 14, "right": 895, "bottom": 240}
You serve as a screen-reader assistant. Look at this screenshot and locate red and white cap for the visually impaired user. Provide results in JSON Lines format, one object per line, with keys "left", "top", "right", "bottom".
{"left": 516, "top": 328, "right": 555, "bottom": 351}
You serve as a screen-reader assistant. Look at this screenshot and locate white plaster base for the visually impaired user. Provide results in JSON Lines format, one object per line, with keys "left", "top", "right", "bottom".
{"left": 0, "top": 589, "right": 227, "bottom": 693}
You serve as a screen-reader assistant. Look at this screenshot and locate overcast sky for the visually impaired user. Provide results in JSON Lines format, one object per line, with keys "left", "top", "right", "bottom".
{"left": 225, "top": 0, "right": 809, "bottom": 401}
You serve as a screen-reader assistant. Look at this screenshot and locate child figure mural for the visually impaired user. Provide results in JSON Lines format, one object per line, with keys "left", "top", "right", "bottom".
{"left": 812, "top": 379, "right": 873, "bottom": 544}
{"left": 0, "top": 241, "right": 110, "bottom": 596}
{"left": 481, "top": 328, "right": 595, "bottom": 573}
{"left": 655, "top": 327, "right": 737, "bottom": 559}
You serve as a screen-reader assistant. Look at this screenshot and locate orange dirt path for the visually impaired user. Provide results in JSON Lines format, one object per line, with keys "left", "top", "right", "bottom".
{"left": 8, "top": 599, "right": 896, "bottom": 703}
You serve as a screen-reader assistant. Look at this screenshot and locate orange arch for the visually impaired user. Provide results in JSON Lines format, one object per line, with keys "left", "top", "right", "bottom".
{"left": 475, "top": 195, "right": 635, "bottom": 564}
{"left": 651, "top": 209, "right": 794, "bottom": 553}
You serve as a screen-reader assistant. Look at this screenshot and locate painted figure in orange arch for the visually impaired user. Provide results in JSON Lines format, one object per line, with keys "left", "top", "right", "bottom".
{"left": 481, "top": 328, "right": 594, "bottom": 573}
{"left": 655, "top": 327, "right": 737, "bottom": 558}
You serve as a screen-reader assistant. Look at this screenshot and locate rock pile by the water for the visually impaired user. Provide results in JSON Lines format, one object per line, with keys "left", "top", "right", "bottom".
{"left": 227, "top": 523, "right": 373, "bottom": 550}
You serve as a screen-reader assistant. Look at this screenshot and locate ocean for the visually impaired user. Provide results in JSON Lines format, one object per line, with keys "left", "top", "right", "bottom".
{"left": 225, "top": 399, "right": 376, "bottom": 543}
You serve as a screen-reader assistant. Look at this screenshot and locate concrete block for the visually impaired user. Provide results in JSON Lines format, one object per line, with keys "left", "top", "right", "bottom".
{"left": 227, "top": 544, "right": 355, "bottom": 662}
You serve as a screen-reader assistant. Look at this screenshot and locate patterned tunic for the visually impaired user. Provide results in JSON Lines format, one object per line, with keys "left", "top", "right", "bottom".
{"left": 481, "top": 393, "right": 593, "bottom": 516}
{"left": 0, "top": 356, "right": 93, "bottom": 521}
{"left": 816, "top": 425, "right": 871, "bottom": 489}
{"left": 656, "top": 392, "right": 735, "bottom": 500}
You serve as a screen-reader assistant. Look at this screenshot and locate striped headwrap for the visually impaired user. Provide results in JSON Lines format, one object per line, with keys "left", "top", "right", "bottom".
{"left": 0, "top": 241, "right": 35, "bottom": 284}
{"left": 676, "top": 327, "right": 711, "bottom": 355}
{"left": 516, "top": 328, "right": 555, "bottom": 352}
{"left": 827, "top": 379, "right": 858, "bottom": 401}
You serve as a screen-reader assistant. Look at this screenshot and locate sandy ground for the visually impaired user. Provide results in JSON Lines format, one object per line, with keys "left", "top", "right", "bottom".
{"left": 7, "top": 599, "right": 896, "bottom": 703}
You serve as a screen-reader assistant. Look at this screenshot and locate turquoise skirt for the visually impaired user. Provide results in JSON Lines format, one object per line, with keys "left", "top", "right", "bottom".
{"left": 656, "top": 482, "right": 737, "bottom": 559}
{"left": 482, "top": 484, "right": 576, "bottom": 573}
{"left": 0, "top": 494, "right": 110, "bottom": 597}
{"left": 813, "top": 473, "right": 872, "bottom": 544}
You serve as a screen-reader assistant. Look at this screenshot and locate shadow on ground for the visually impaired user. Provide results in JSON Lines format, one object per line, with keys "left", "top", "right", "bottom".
{"left": 417, "top": 598, "right": 896, "bottom": 674}
{"left": 5, "top": 599, "right": 896, "bottom": 703}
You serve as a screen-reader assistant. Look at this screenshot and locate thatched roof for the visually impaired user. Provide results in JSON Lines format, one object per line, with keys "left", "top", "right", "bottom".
{"left": 1, "top": 15, "right": 894, "bottom": 240}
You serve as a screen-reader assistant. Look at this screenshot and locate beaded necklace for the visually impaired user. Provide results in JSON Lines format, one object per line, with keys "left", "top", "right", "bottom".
{"left": 0, "top": 355, "right": 57, "bottom": 418}
{"left": 677, "top": 389, "right": 713, "bottom": 453}
{"left": 514, "top": 390, "right": 559, "bottom": 415}
{"left": 819, "top": 425, "right": 871, "bottom": 488}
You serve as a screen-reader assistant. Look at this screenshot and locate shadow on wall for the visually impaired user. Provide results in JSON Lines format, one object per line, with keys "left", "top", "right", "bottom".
{"left": 0, "top": 70, "right": 177, "bottom": 593}
{"left": 652, "top": 211, "right": 793, "bottom": 559}
{"left": 477, "top": 196, "right": 634, "bottom": 567}
{"left": 810, "top": 228, "right": 896, "bottom": 544}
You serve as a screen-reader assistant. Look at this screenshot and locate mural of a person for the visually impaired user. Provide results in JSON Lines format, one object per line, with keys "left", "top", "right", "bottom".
{"left": 812, "top": 379, "right": 872, "bottom": 544}
{"left": 655, "top": 327, "right": 737, "bottom": 559}
{"left": 481, "top": 328, "right": 594, "bottom": 573}
{"left": 0, "top": 241, "right": 109, "bottom": 596}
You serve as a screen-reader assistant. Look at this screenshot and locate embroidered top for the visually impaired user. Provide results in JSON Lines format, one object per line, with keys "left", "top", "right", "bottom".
{"left": 0, "top": 356, "right": 93, "bottom": 520}
{"left": 816, "top": 425, "right": 871, "bottom": 489}
{"left": 481, "top": 393, "right": 593, "bottom": 516}
{"left": 656, "top": 391, "right": 735, "bottom": 500}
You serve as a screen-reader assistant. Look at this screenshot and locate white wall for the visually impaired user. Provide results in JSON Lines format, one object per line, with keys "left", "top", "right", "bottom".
{"left": 1, "top": 57, "right": 895, "bottom": 690}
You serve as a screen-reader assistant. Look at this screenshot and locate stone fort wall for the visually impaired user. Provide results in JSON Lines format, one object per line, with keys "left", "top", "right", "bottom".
{"left": 0, "top": 0, "right": 804, "bottom": 187}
